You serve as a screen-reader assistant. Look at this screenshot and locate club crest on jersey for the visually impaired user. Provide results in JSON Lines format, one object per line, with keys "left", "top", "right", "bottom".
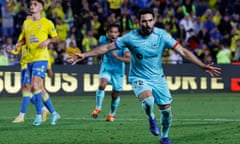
{"left": 37, "top": 25, "right": 41, "bottom": 30}
{"left": 152, "top": 44, "right": 157, "bottom": 49}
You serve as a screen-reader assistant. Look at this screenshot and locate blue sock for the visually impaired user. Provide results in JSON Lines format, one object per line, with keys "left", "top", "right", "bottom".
{"left": 20, "top": 91, "right": 32, "bottom": 113}
{"left": 160, "top": 107, "right": 172, "bottom": 138}
{"left": 30, "top": 95, "right": 36, "bottom": 104}
{"left": 142, "top": 96, "right": 155, "bottom": 120}
{"left": 31, "top": 95, "right": 45, "bottom": 111}
{"left": 20, "top": 97, "right": 31, "bottom": 113}
{"left": 33, "top": 90, "right": 43, "bottom": 115}
{"left": 96, "top": 89, "right": 105, "bottom": 110}
{"left": 43, "top": 94, "right": 55, "bottom": 113}
{"left": 110, "top": 96, "right": 120, "bottom": 115}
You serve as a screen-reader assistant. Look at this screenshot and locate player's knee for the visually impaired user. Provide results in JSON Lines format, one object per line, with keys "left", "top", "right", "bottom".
{"left": 159, "top": 104, "right": 171, "bottom": 110}
{"left": 139, "top": 90, "right": 152, "bottom": 100}
{"left": 41, "top": 87, "right": 46, "bottom": 94}
{"left": 22, "top": 84, "right": 31, "bottom": 91}
{"left": 112, "top": 90, "right": 120, "bottom": 99}
{"left": 99, "top": 84, "right": 107, "bottom": 90}
{"left": 32, "top": 83, "right": 41, "bottom": 91}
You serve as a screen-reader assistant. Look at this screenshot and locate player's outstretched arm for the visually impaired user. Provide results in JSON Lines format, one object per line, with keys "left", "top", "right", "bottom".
{"left": 8, "top": 46, "right": 21, "bottom": 55}
{"left": 68, "top": 42, "right": 116, "bottom": 65}
{"left": 8, "top": 42, "right": 24, "bottom": 55}
{"left": 174, "top": 44, "right": 221, "bottom": 77}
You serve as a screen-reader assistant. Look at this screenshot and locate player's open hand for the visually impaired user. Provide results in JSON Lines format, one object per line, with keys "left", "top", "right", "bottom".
{"left": 202, "top": 63, "right": 221, "bottom": 77}
{"left": 67, "top": 53, "right": 86, "bottom": 65}
{"left": 15, "top": 42, "right": 22, "bottom": 48}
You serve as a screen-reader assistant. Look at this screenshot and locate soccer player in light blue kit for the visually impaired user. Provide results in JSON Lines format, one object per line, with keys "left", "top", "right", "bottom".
{"left": 91, "top": 24, "right": 130, "bottom": 122}
{"left": 69, "top": 8, "right": 221, "bottom": 144}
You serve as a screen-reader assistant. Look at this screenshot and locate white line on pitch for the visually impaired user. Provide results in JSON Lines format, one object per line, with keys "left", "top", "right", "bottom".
{"left": 2, "top": 117, "right": 240, "bottom": 122}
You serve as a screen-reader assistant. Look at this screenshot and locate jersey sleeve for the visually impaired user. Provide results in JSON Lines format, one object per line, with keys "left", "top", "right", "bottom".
{"left": 98, "top": 35, "right": 107, "bottom": 45}
{"left": 115, "top": 33, "right": 129, "bottom": 49}
{"left": 17, "top": 32, "right": 25, "bottom": 42}
{"left": 10, "top": 47, "right": 22, "bottom": 55}
{"left": 48, "top": 20, "right": 58, "bottom": 38}
{"left": 162, "top": 30, "right": 178, "bottom": 49}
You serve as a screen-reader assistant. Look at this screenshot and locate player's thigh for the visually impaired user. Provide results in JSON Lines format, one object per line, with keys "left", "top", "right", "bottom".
{"left": 152, "top": 80, "right": 172, "bottom": 105}
{"left": 131, "top": 78, "right": 152, "bottom": 98}
{"left": 31, "top": 61, "right": 48, "bottom": 89}
{"left": 99, "top": 69, "right": 111, "bottom": 82}
{"left": 111, "top": 73, "right": 124, "bottom": 91}
{"left": 30, "top": 61, "right": 48, "bottom": 78}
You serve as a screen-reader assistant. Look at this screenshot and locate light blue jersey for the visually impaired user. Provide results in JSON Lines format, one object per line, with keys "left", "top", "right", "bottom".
{"left": 98, "top": 35, "right": 129, "bottom": 91}
{"left": 115, "top": 27, "right": 177, "bottom": 82}
{"left": 115, "top": 27, "right": 178, "bottom": 105}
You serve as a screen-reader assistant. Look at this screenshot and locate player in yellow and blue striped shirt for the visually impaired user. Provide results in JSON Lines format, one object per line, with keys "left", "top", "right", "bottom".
{"left": 10, "top": 35, "right": 52, "bottom": 124}
{"left": 17, "top": 0, "right": 60, "bottom": 126}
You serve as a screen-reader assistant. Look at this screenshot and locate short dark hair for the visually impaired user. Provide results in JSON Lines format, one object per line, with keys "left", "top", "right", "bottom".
{"left": 31, "top": 0, "right": 44, "bottom": 7}
{"left": 137, "top": 8, "right": 155, "bottom": 20}
{"left": 107, "top": 23, "right": 121, "bottom": 33}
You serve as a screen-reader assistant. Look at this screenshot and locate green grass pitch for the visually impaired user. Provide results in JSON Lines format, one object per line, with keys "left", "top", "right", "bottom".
{"left": 0, "top": 92, "right": 240, "bottom": 144}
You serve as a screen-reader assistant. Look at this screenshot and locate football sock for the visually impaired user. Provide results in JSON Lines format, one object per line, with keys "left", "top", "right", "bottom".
{"left": 19, "top": 112, "right": 25, "bottom": 118}
{"left": 42, "top": 93, "right": 55, "bottom": 113}
{"left": 160, "top": 107, "right": 172, "bottom": 138}
{"left": 33, "top": 90, "right": 43, "bottom": 115}
{"left": 20, "top": 91, "right": 32, "bottom": 114}
{"left": 96, "top": 89, "right": 105, "bottom": 110}
{"left": 109, "top": 96, "right": 120, "bottom": 115}
{"left": 41, "top": 106, "right": 48, "bottom": 112}
{"left": 141, "top": 96, "right": 155, "bottom": 120}
{"left": 30, "top": 95, "right": 36, "bottom": 104}
{"left": 31, "top": 95, "right": 46, "bottom": 112}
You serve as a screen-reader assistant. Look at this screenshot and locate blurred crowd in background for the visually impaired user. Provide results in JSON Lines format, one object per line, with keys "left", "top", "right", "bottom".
{"left": 1, "top": 0, "right": 240, "bottom": 66}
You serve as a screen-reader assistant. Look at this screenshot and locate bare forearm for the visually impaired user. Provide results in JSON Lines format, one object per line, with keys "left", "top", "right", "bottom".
{"left": 16, "top": 40, "right": 25, "bottom": 47}
{"left": 182, "top": 48, "right": 205, "bottom": 68}
{"left": 115, "top": 56, "right": 130, "bottom": 63}
{"left": 85, "top": 43, "right": 114, "bottom": 57}
{"left": 175, "top": 45, "right": 205, "bottom": 68}
{"left": 48, "top": 37, "right": 58, "bottom": 44}
{"left": 174, "top": 44, "right": 221, "bottom": 77}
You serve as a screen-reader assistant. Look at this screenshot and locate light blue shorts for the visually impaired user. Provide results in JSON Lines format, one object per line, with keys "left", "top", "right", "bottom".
{"left": 99, "top": 69, "right": 124, "bottom": 92}
{"left": 131, "top": 76, "right": 173, "bottom": 105}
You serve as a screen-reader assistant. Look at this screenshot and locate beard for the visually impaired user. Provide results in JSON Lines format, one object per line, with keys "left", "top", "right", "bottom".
{"left": 140, "top": 26, "right": 153, "bottom": 36}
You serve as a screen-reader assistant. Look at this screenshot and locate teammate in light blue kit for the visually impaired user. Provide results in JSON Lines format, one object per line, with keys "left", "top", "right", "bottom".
{"left": 91, "top": 24, "right": 130, "bottom": 122}
{"left": 69, "top": 8, "right": 221, "bottom": 144}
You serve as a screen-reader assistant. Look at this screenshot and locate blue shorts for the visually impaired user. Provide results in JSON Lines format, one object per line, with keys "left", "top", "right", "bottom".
{"left": 99, "top": 69, "right": 124, "bottom": 92}
{"left": 21, "top": 69, "right": 31, "bottom": 85}
{"left": 26, "top": 61, "right": 48, "bottom": 82}
{"left": 131, "top": 76, "right": 172, "bottom": 105}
